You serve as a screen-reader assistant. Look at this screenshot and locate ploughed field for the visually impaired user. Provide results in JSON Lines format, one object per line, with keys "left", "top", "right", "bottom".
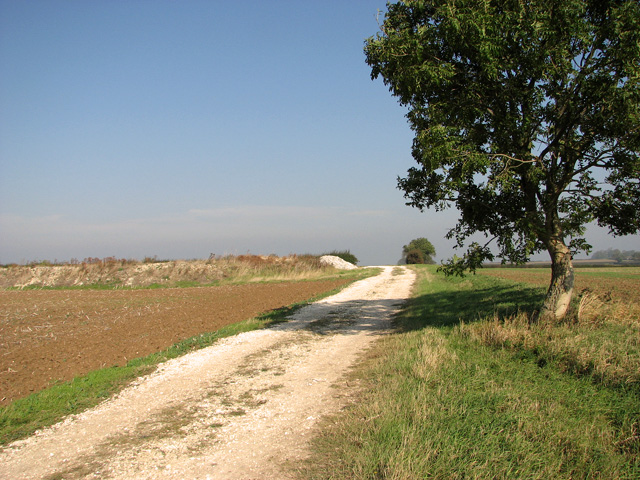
{"left": 478, "top": 266, "right": 640, "bottom": 303}
{"left": 0, "top": 279, "right": 350, "bottom": 405}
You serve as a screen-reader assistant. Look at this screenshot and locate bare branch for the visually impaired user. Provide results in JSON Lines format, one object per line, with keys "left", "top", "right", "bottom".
{"left": 488, "top": 153, "right": 537, "bottom": 164}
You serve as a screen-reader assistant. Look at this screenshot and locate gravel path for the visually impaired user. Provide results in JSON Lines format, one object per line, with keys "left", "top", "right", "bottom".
{"left": 0, "top": 266, "right": 415, "bottom": 480}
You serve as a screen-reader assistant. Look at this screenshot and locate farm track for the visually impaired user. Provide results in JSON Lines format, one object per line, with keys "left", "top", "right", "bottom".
{"left": 0, "top": 266, "right": 415, "bottom": 479}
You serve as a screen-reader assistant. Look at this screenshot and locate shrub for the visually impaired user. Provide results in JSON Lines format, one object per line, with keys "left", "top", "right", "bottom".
{"left": 324, "top": 250, "right": 358, "bottom": 265}
{"left": 405, "top": 249, "right": 425, "bottom": 264}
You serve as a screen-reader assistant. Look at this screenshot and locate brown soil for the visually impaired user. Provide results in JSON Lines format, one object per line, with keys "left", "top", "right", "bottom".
{"left": 0, "top": 280, "right": 349, "bottom": 405}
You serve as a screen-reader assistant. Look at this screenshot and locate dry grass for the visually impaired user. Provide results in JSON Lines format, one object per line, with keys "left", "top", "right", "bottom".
{"left": 410, "top": 328, "right": 457, "bottom": 381}
{"left": 469, "top": 267, "right": 640, "bottom": 389}
{"left": 457, "top": 289, "right": 640, "bottom": 389}
{"left": 0, "top": 254, "right": 344, "bottom": 289}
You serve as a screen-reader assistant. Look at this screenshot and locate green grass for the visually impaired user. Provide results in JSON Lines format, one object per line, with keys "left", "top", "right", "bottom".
{"left": 0, "top": 274, "right": 375, "bottom": 446}
{"left": 303, "top": 266, "right": 640, "bottom": 479}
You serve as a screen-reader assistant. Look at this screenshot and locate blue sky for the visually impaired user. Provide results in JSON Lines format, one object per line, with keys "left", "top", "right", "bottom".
{"left": 1, "top": 0, "right": 638, "bottom": 266}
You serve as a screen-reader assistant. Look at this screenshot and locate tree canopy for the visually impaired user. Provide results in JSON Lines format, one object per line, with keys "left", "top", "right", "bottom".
{"left": 403, "top": 237, "right": 436, "bottom": 264}
{"left": 365, "top": 0, "right": 640, "bottom": 319}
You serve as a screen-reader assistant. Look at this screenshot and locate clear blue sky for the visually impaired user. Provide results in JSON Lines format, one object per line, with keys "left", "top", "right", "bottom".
{"left": 1, "top": 0, "right": 638, "bottom": 265}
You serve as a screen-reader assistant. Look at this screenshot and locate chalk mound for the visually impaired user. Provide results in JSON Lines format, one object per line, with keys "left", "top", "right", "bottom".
{"left": 319, "top": 255, "right": 358, "bottom": 270}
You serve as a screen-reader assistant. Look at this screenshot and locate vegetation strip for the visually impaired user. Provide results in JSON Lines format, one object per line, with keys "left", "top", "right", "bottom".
{"left": 0, "top": 269, "right": 376, "bottom": 446}
{"left": 303, "top": 265, "right": 639, "bottom": 479}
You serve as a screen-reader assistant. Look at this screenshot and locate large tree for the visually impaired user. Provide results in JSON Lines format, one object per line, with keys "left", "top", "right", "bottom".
{"left": 365, "top": 0, "right": 640, "bottom": 320}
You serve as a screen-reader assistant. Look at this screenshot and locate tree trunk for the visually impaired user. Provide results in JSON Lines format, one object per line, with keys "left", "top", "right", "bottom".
{"left": 539, "top": 240, "right": 574, "bottom": 321}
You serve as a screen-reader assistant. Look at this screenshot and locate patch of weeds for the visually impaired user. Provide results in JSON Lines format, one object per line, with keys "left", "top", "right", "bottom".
{"left": 43, "top": 463, "right": 97, "bottom": 480}
{"left": 239, "top": 392, "right": 268, "bottom": 408}
{"left": 130, "top": 405, "right": 196, "bottom": 442}
{"left": 263, "top": 383, "right": 285, "bottom": 392}
{"left": 234, "top": 337, "right": 301, "bottom": 378}
{"left": 40, "top": 403, "right": 213, "bottom": 480}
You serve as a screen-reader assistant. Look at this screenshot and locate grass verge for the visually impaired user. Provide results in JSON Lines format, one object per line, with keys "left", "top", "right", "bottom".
{"left": 303, "top": 265, "right": 639, "bottom": 479}
{"left": 0, "top": 269, "right": 378, "bottom": 446}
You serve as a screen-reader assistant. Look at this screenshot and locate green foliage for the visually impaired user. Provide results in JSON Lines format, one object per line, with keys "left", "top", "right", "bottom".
{"left": 324, "top": 250, "right": 359, "bottom": 265}
{"left": 402, "top": 237, "right": 436, "bottom": 264}
{"left": 405, "top": 249, "right": 424, "bottom": 264}
{"left": 365, "top": 0, "right": 640, "bottom": 315}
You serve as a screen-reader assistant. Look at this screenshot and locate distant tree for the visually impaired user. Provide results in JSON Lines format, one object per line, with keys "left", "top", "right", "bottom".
{"left": 591, "top": 248, "right": 639, "bottom": 261}
{"left": 405, "top": 249, "right": 425, "bottom": 264}
{"left": 590, "top": 249, "right": 610, "bottom": 260}
{"left": 403, "top": 237, "right": 436, "bottom": 264}
{"left": 612, "top": 250, "right": 625, "bottom": 263}
{"left": 366, "top": 0, "right": 640, "bottom": 320}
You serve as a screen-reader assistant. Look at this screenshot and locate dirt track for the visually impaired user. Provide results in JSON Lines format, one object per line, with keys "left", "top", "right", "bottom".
{"left": 0, "top": 266, "right": 415, "bottom": 480}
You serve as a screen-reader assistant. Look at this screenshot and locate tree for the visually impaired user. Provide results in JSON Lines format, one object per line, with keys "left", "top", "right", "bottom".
{"left": 365, "top": 0, "right": 640, "bottom": 320}
{"left": 403, "top": 237, "right": 436, "bottom": 264}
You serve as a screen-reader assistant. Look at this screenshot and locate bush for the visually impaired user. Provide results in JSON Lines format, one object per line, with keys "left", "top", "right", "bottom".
{"left": 324, "top": 250, "right": 358, "bottom": 265}
{"left": 405, "top": 249, "right": 425, "bottom": 264}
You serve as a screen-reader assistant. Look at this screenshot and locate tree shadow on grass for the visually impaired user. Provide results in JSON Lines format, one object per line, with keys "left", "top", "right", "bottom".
{"left": 269, "top": 274, "right": 547, "bottom": 337}
{"left": 397, "top": 282, "right": 546, "bottom": 332}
